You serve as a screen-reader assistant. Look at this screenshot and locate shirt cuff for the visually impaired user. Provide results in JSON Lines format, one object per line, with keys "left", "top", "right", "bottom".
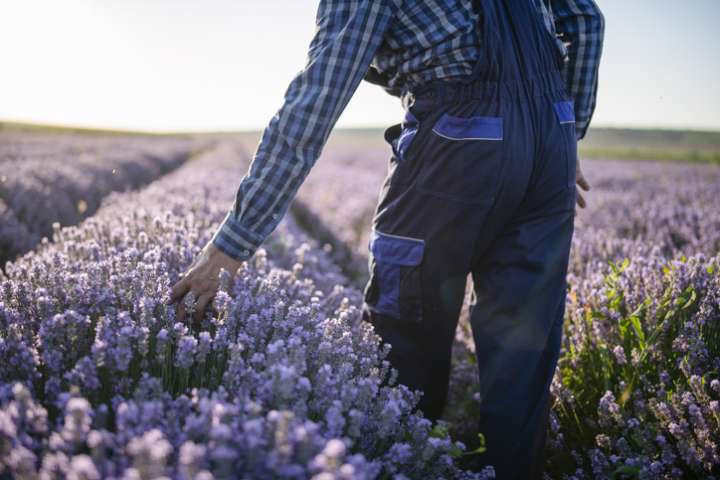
{"left": 576, "top": 121, "right": 589, "bottom": 141}
{"left": 211, "top": 210, "right": 262, "bottom": 261}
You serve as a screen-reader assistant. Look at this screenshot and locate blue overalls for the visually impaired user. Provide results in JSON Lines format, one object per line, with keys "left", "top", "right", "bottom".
{"left": 360, "top": 1, "right": 577, "bottom": 477}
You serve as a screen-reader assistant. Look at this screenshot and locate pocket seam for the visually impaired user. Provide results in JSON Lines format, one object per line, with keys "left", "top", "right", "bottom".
{"left": 431, "top": 113, "right": 504, "bottom": 141}
{"left": 431, "top": 128, "right": 503, "bottom": 142}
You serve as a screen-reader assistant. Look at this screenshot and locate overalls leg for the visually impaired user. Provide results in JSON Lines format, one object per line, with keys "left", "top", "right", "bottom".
{"left": 469, "top": 199, "right": 573, "bottom": 477}
{"left": 463, "top": 2, "right": 577, "bottom": 476}
{"left": 360, "top": 160, "right": 480, "bottom": 422}
{"left": 360, "top": 101, "right": 501, "bottom": 423}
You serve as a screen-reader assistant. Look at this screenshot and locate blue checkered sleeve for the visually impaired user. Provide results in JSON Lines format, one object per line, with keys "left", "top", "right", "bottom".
{"left": 550, "top": 0, "right": 605, "bottom": 140}
{"left": 212, "top": 0, "right": 397, "bottom": 260}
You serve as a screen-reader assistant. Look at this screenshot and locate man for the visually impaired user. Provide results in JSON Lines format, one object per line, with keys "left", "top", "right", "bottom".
{"left": 171, "top": 0, "right": 604, "bottom": 477}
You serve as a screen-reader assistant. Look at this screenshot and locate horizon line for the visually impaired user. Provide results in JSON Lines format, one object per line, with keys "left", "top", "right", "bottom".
{"left": 2, "top": 118, "right": 720, "bottom": 137}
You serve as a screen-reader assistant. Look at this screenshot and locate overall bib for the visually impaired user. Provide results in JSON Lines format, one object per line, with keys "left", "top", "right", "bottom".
{"left": 361, "top": 0, "right": 577, "bottom": 477}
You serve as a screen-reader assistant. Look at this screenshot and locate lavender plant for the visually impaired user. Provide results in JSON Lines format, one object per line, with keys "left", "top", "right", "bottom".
{"left": 0, "top": 142, "right": 492, "bottom": 479}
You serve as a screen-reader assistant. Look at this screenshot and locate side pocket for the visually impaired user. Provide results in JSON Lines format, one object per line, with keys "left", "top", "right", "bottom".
{"left": 553, "top": 100, "right": 578, "bottom": 189}
{"left": 365, "top": 229, "right": 424, "bottom": 321}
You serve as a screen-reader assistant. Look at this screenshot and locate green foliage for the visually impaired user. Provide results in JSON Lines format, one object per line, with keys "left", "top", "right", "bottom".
{"left": 547, "top": 256, "right": 719, "bottom": 477}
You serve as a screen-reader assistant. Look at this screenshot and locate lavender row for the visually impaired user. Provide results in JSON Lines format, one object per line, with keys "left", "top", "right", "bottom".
{"left": 0, "top": 142, "right": 491, "bottom": 479}
{"left": 294, "top": 138, "right": 720, "bottom": 478}
{"left": 0, "top": 133, "right": 200, "bottom": 165}
{"left": 0, "top": 133, "right": 207, "bottom": 266}
{"left": 0, "top": 199, "right": 37, "bottom": 265}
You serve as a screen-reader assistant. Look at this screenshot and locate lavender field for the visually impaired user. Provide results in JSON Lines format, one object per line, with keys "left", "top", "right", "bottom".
{"left": 1, "top": 130, "right": 719, "bottom": 479}
{"left": 0, "top": 132, "right": 206, "bottom": 265}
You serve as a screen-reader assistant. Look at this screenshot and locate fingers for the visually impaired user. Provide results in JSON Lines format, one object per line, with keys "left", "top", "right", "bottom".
{"left": 177, "top": 289, "right": 198, "bottom": 325}
{"left": 172, "top": 274, "right": 217, "bottom": 327}
{"left": 576, "top": 191, "right": 587, "bottom": 209}
{"left": 193, "top": 293, "right": 213, "bottom": 327}
{"left": 169, "top": 275, "right": 191, "bottom": 304}
{"left": 177, "top": 300, "right": 187, "bottom": 324}
{"left": 575, "top": 159, "right": 590, "bottom": 209}
{"left": 576, "top": 158, "right": 591, "bottom": 192}
{"left": 577, "top": 171, "right": 591, "bottom": 192}
{"left": 170, "top": 241, "right": 234, "bottom": 326}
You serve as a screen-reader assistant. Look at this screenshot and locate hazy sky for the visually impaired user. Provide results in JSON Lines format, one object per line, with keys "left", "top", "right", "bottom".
{"left": 2, "top": 0, "right": 719, "bottom": 132}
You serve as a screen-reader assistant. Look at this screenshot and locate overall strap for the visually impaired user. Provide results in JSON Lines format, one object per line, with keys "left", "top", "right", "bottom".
{"left": 469, "top": 0, "right": 500, "bottom": 80}
{"left": 469, "top": 0, "right": 561, "bottom": 82}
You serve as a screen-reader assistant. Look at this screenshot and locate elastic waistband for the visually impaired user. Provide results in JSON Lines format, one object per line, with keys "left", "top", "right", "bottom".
{"left": 400, "top": 68, "right": 567, "bottom": 110}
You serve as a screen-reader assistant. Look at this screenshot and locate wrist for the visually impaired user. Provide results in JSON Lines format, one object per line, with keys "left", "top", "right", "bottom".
{"left": 211, "top": 234, "right": 252, "bottom": 262}
{"left": 210, "top": 210, "right": 262, "bottom": 262}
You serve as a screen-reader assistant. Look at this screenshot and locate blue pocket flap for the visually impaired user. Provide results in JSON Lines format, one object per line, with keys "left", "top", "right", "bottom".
{"left": 369, "top": 229, "right": 424, "bottom": 266}
{"left": 553, "top": 101, "right": 575, "bottom": 124}
{"left": 432, "top": 113, "right": 503, "bottom": 141}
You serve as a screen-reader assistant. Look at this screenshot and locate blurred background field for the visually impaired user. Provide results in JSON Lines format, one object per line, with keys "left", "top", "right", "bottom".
{"left": 4, "top": 120, "right": 720, "bottom": 164}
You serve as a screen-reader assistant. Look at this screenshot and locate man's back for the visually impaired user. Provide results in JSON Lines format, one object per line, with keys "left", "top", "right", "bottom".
{"left": 207, "top": 0, "right": 603, "bottom": 262}
{"left": 174, "top": 7, "right": 604, "bottom": 475}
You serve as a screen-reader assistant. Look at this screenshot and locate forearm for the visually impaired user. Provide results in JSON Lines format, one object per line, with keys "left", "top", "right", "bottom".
{"left": 212, "top": 0, "right": 396, "bottom": 261}
{"left": 211, "top": 125, "right": 313, "bottom": 260}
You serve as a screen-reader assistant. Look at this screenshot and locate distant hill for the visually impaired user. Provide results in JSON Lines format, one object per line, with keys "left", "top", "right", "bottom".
{"left": 579, "top": 127, "right": 720, "bottom": 164}
{"left": 0, "top": 120, "right": 171, "bottom": 137}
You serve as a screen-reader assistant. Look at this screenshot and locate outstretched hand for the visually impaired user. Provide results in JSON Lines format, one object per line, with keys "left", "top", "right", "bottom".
{"left": 169, "top": 241, "right": 243, "bottom": 325}
{"left": 575, "top": 156, "right": 591, "bottom": 208}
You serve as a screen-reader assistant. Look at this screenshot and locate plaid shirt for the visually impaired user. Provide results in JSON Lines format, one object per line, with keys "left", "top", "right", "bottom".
{"left": 212, "top": 0, "right": 604, "bottom": 261}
